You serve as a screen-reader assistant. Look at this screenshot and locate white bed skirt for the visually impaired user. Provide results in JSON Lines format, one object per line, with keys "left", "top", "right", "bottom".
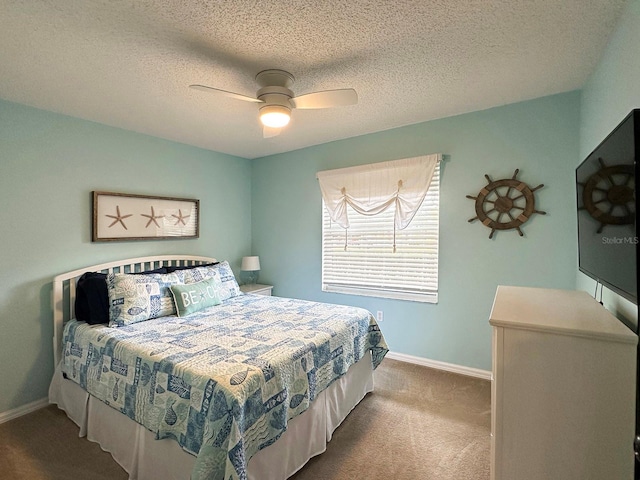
{"left": 49, "top": 351, "right": 374, "bottom": 480}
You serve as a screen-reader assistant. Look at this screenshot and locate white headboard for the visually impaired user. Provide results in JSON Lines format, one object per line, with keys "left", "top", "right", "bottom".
{"left": 52, "top": 254, "right": 218, "bottom": 366}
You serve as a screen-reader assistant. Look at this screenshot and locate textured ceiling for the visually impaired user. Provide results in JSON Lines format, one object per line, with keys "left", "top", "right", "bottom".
{"left": 0, "top": 0, "right": 626, "bottom": 159}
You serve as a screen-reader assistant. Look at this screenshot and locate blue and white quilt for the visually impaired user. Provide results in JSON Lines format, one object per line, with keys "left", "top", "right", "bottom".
{"left": 62, "top": 294, "right": 388, "bottom": 480}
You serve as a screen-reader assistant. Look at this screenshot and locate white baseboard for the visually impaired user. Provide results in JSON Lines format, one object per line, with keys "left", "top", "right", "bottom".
{"left": 386, "top": 351, "right": 492, "bottom": 380}
{"left": 0, "top": 397, "right": 49, "bottom": 425}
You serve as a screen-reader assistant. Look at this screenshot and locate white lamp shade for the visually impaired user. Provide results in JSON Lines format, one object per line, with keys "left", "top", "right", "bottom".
{"left": 241, "top": 256, "right": 261, "bottom": 271}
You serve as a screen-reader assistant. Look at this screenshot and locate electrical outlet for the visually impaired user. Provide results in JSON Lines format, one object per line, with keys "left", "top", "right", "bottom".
{"left": 376, "top": 310, "right": 384, "bottom": 322}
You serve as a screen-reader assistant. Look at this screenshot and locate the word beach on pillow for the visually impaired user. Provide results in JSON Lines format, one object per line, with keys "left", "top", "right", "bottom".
{"left": 170, "top": 276, "right": 222, "bottom": 317}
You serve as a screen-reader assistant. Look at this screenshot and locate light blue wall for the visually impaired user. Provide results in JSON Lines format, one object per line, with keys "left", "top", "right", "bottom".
{"left": 577, "top": 0, "right": 640, "bottom": 327}
{"left": 0, "top": 99, "right": 252, "bottom": 413}
{"left": 252, "top": 91, "right": 581, "bottom": 371}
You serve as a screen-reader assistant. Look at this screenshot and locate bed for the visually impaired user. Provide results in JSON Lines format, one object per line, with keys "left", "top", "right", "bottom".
{"left": 48, "top": 255, "right": 388, "bottom": 480}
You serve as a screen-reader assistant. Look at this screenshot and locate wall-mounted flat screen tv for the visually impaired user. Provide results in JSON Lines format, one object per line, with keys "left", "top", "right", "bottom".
{"left": 576, "top": 109, "right": 638, "bottom": 312}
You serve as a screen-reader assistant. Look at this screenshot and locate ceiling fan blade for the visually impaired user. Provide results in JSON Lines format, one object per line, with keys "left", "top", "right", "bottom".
{"left": 263, "top": 126, "right": 282, "bottom": 138}
{"left": 291, "top": 89, "right": 358, "bottom": 109}
{"left": 189, "top": 84, "right": 263, "bottom": 103}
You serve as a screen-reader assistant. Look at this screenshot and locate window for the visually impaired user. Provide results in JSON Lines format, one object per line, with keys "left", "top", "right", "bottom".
{"left": 321, "top": 162, "right": 439, "bottom": 303}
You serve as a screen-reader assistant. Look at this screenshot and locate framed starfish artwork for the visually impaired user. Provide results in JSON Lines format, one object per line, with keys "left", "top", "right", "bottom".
{"left": 92, "top": 191, "right": 199, "bottom": 242}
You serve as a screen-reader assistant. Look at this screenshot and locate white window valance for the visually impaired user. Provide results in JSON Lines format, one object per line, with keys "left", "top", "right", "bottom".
{"left": 316, "top": 153, "right": 442, "bottom": 230}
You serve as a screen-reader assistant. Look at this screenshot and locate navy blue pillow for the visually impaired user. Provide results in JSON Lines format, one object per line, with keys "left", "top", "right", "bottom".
{"left": 75, "top": 267, "right": 168, "bottom": 325}
{"left": 75, "top": 272, "right": 108, "bottom": 325}
{"left": 165, "top": 262, "right": 218, "bottom": 273}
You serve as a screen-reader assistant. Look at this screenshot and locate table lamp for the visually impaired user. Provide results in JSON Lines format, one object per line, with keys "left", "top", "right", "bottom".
{"left": 240, "top": 256, "right": 261, "bottom": 284}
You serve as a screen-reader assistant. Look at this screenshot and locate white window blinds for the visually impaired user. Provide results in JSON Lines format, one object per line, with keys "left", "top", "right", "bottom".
{"left": 319, "top": 156, "right": 441, "bottom": 303}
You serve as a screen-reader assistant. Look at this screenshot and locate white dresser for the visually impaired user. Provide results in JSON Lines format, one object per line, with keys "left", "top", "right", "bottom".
{"left": 490, "top": 285, "right": 637, "bottom": 480}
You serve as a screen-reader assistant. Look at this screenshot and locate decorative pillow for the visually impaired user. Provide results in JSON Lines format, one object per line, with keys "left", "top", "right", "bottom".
{"left": 170, "top": 276, "right": 222, "bottom": 317}
{"left": 182, "top": 260, "right": 241, "bottom": 301}
{"left": 75, "top": 267, "right": 168, "bottom": 325}
{"left": 107, "top": 271, "right": 183, "bottom": 327}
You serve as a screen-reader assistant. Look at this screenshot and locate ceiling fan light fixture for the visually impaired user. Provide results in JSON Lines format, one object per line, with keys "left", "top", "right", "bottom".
{"left": 190, "top": 69, "right": 357, "bottom": 135}
{"left": 260, "top": 104, "right": 291, "bottom": 128}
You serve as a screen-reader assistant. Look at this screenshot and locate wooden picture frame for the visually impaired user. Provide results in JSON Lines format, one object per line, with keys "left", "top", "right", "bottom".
{"left": 92, "top": 191, "right": 199, "bottom": 242}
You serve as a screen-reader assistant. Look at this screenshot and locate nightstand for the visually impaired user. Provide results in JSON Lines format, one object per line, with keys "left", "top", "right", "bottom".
{"left": 240, "top": 284, "right": 273, "bottom": 296}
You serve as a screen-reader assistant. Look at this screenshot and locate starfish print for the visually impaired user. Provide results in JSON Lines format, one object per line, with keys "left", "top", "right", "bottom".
{"left": 172, "top": 209, "right": 190, "bottom": 226}
{"left": 141, "top": 206, "right": 165, "bottom": 228}
{"left": 105, "top": 205, "right": 133, "bottom": 230}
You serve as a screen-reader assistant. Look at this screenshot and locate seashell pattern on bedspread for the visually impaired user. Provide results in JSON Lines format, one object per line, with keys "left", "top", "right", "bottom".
{"left": 61, "top": 294, "right": 388, "bottom": 480}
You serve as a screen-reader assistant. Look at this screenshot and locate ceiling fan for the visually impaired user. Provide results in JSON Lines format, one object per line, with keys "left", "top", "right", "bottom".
{"left": 190, "top": 69, "right": 358, "bottom": 137}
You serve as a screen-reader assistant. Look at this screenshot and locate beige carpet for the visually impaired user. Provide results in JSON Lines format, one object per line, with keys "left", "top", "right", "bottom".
{"left": 0, "top": 359, "right": 490, "bottom": 480}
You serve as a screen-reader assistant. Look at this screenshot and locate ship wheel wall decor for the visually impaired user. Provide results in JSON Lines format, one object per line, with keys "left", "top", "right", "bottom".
{"left": 466, "top": 169, "right": 546, "bottom": 239}
{"left": 577, "top": 157, "right": 635, "bottom": 234}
